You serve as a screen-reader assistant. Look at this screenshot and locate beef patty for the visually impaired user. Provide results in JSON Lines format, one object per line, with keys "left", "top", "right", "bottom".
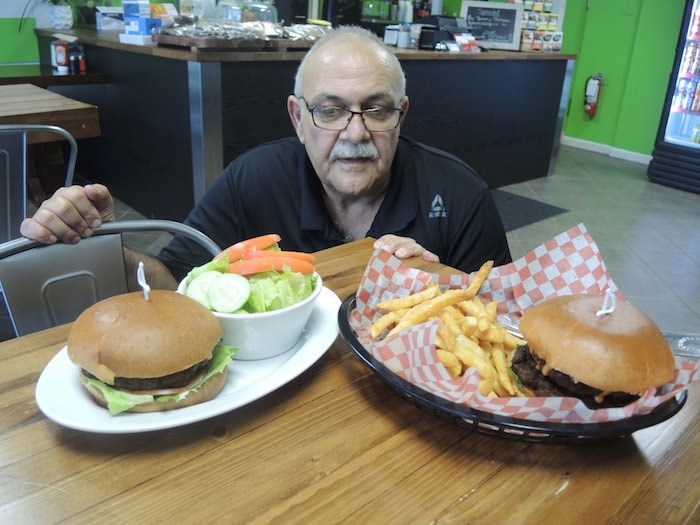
{"left": 511, "top": 345, "right": 637, "bottom": 408}
{"left": 82, "top": 359, "right": 209, "bottom": 391}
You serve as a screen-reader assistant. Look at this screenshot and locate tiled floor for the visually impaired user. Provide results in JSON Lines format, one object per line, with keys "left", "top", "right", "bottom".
{"left": 500, "top": 146, "right": 700, "bottom": 335}
{"left": 2, "top": 145, "right": 699, "bottom": 341}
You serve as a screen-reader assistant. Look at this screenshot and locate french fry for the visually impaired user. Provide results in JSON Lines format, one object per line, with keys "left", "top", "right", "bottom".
{"left": 436, "top": 323, "right": 457, "bottom": 353}
{"left": 460, "top": 315, "right": 478, "bottom": 337}
{"left": 455, "top": 335, "right": 495, "bottom": 381}
{"left": 477, "top": 315, "right": 491, "bottom": 335}
{"left": 466, "top": 259, "right": 493, "bottom": 296}
{"left": 369, "top": 258, "right": 531, "bottom": 399}
{"left": 370, "top": 308, "right": 409, "bottom": 339}
{"left": 480, "top": 325, "right": 506, "bottom": 345}
{"left": 492, "top": 345, "right": 515, "bottom": 396}
{"left": 439, "top": 307, "right": 463, "bottom": 341}
{"left": 387, "top": 288, "right": 474, "bottom": 337}
{"left": 486, "top": 301, "right": 499, "bottom": 323}
{"left": 436, "top": 349, "right": 462, "bottom": 379}
{"left": 478, "top": 379, "right": 497, "bottom": 397}
{"left": 504, "top": 331, "right": 526, "bottom": 350}
{"left": 376, "top": 282, "right": 439, "bottom": 311}
{"left": 492, "top": 378, "right": 509, "bottom": 397}
{"left": 457, "top": 298, "right": 485, "bottom": 318}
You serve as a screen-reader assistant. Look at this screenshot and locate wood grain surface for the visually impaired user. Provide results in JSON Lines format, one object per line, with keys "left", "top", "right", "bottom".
{"left": 0, "top": 238, "right": 698, "bottom": 524}
{"left": 0, "top": 83, "right": 100, "bottom": 142}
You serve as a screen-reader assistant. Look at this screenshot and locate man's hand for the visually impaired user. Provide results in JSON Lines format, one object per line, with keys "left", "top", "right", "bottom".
{"left": 374, "top": 234, "right": 440, "bottom": 263}
{"left": 20, "top": 184, "right": 116, "bottom": 244}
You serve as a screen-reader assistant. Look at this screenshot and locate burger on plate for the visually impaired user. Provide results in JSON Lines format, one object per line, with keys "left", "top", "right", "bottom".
{"left": 67, "top": 290, "right": 235, "bottom": 415}
{"left": 511, "top": 294, "right": 676, "bottom": 408}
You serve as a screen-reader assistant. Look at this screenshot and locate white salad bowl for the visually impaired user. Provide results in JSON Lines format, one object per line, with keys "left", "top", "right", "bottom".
{"left": 178, "top": 273, "right": 323, "bottom": 360}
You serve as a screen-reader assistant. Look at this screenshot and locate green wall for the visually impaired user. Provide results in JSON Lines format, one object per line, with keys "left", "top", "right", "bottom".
{"left": 563, "top": 0, "right": 685, "bottom": 155}
{"left": 0, "top": 17, "right": 39, "bottom": 63}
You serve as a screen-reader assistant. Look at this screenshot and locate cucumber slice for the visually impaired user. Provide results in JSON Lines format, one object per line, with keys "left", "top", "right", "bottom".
{"left": 185, "top": 270, "right": 222, "bottom": 309}
{"left": 208, "top": 273, "right": 251, "bottom": 313}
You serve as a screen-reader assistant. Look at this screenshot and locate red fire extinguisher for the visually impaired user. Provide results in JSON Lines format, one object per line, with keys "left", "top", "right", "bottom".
{"left": 584, "top": 73, "right": 604, "bottom": 117}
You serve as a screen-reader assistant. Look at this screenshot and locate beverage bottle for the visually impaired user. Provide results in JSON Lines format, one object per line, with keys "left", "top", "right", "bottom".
{"left": 692, "top": 50, "right": 700, "bottom": 77}
{"left": 682, "top": 42, "right": 697, "bottom": 76}
{"left": 682, "top": 80, "right": 696, "bottom": 111}
{"left": 692, "top": 83, "right": 700, "bottom": 113}
{"left": 690, "top": 12, "right": 700, "bottom": 39}
{"left": 673, "top": 78, "right": 688, "bottom": 111}
{"left": 402, "top": 0, "right": 413, "bottom": 23}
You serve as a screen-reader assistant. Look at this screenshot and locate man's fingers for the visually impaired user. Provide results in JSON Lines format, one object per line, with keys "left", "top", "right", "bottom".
{"left": 374, "top": 234, "right": 440, "bottom": 263}
{"left": 421, "top": 250, "right": 440, "bottom": 263}
{"left": 83, "top": 184, "right": 116, "bottom": 224}
{"left": 19, "top": 184, "right": 116, "bottom": 244}
{"left": 19, "top": 217, "right": 58, "bottom": 244}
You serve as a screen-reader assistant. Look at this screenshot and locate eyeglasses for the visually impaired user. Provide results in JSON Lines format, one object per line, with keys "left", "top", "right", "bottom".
{"left": 299, "top": 97, "right": 403, "bottom": 132}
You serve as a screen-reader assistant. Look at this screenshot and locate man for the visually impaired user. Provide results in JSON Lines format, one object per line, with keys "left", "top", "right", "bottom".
{"left": 21, "top": 26, "right": 511, "bottom": 290}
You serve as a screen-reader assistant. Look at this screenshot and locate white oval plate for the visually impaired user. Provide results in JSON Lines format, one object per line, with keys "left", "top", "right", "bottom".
{"left": 35, "top": 287, "right": 341, "bottom": 433}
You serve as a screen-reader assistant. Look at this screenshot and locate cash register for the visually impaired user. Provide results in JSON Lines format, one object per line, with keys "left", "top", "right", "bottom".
{"left": 417, "top": 16, "right": 468, "bottom": 49}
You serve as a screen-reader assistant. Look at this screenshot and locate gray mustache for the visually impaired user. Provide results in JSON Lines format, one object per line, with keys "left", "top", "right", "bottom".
{"left": 329, "top": 142, "right": 379, "bottom": 161}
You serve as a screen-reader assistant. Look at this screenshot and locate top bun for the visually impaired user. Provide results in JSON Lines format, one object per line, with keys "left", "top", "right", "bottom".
{"left": 68, "top": 290, "right": 223, "bottom": 384}
{"left": 519, "top": 294, "right": 675, "bottom": 395}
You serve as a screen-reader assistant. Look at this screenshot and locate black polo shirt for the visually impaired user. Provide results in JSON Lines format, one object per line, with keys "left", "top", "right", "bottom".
{"left": 158, "top": 136, "right": 511, "bottom": 280}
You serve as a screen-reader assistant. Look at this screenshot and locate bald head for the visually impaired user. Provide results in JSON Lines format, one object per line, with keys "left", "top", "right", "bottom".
{"left": 293, "top": 26, "right": 406, "bottom": 104}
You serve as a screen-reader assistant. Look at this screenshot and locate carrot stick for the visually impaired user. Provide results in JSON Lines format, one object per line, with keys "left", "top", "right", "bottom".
{"left": 228, "top": 256, "right": 315, "bottom": 276}
{"left": 215, "top": 233, "right": 282, "bottom": 261}
{"left": 242, "top": 250, "right": 315, "bottom": 264}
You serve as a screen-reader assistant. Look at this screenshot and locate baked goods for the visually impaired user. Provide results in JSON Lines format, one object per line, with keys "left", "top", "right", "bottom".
{"left": 68, "top": 290, "right": 233, "bottom": 414}
{"left": 512, "top": 294, "right": 675, "bottom": 407}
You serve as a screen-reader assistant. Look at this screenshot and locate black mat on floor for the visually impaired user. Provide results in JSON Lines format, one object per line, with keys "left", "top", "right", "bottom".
{"left": 491, "top": 189, "right": 568, "bottom": 232}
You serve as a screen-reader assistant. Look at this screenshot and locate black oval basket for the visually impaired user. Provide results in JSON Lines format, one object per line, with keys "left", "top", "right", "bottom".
{"left": 338, "top": 294, "right": 687, "bottom": 444}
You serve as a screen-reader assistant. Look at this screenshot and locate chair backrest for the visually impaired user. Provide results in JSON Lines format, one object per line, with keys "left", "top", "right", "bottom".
{"left": 0, "top": 219, "right": 221, "bottom": 337}
{"left": 0, "top": 124, "right": 78, "bottom": 243}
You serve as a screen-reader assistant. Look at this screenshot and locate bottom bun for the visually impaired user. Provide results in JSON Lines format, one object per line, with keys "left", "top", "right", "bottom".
{"left": 80, "top": 368, "right": 228, "bottom": 413}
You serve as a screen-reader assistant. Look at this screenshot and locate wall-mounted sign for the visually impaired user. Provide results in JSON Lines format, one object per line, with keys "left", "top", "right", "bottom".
{"left": 460, "top": 1, "right": 524, "bottom": 51}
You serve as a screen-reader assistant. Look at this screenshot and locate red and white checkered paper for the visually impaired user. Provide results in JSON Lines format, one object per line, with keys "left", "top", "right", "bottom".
{"left": 351, "top": 223, "right": 699, "bottom": 424}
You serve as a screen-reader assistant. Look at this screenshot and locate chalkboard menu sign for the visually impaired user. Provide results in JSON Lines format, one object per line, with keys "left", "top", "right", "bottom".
{"left": 460, "top": 1, "right": 524, "bottom": 51}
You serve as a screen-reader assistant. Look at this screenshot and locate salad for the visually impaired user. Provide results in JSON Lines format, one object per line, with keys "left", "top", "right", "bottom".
{"left": 181, "top": 234, "right": 318, "bottom": 314}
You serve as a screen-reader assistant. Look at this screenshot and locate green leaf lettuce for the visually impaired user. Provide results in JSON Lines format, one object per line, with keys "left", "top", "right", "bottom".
{"left": 85, "top": 343, "right": 237, "bottom": 415}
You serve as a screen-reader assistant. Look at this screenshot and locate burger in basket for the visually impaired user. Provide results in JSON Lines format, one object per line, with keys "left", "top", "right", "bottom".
{"left": 67, "top": 290, "right": 236, "bottom": 415}
{"left": 511, "top": 291, "right": 676, "bottom": 408}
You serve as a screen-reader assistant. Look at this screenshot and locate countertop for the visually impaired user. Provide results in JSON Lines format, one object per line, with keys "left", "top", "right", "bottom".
{"left": 35, "top": 28, "right": 576, "bottom": 63}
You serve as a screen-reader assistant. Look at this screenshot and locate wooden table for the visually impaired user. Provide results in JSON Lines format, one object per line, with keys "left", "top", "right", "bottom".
{"left": 0, "top": 83, "right": 100, "bottom": 141}
{"left": 1, "top": 238, "right": 698, "bottom": 524}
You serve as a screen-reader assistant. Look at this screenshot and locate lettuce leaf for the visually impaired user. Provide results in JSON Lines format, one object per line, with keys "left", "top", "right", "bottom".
{"left": 242, "top": 269, "right": 316, "bottom": 313}
{"left": 183, "top": 253, "right": 229, "bottom": 287}
{"left": 85, "top": 343, "right": 237, "bottom": 415}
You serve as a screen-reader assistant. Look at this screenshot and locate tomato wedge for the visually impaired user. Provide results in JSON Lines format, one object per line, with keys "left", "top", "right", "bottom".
{"left": 228, "top": 256, "right": 315, "bottom": 276}
{"left": 215, "top": 233, "right": 281, "bottom": 261}
{"left": 242, "top": 250, "right": 315, "bottom": 264}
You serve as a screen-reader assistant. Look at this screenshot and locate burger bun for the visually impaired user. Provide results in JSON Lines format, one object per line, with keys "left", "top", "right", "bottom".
{"left": 519, "top": 294, "right": 675, "bottom": 395}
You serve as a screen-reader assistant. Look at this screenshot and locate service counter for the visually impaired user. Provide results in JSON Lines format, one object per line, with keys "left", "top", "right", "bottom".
{"left": 36, "top": 28, "right": 574, "bottom": 221}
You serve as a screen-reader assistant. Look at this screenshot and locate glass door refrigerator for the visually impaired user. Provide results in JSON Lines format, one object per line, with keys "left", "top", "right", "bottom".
{"left": 648, "top": 0, "right": 700, "bottom": 194}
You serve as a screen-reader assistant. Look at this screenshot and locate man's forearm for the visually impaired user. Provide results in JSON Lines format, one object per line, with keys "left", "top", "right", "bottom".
{"left": 123, "top": 247, "right": 178, "bottom": 291}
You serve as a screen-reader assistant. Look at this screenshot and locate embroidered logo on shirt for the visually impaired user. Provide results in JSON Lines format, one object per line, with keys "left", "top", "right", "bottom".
{"left": 429, "top": 194, "right": 448, "bottom": 219}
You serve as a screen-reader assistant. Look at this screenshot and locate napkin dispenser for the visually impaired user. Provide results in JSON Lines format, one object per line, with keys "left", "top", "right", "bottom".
{"left": 418, "top": 16, "right": 467, "bottom": 49}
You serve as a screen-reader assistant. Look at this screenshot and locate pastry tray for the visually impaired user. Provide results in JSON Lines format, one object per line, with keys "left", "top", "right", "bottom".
{"left": 154, "top": 34, "right": 313, "bottom": 52}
